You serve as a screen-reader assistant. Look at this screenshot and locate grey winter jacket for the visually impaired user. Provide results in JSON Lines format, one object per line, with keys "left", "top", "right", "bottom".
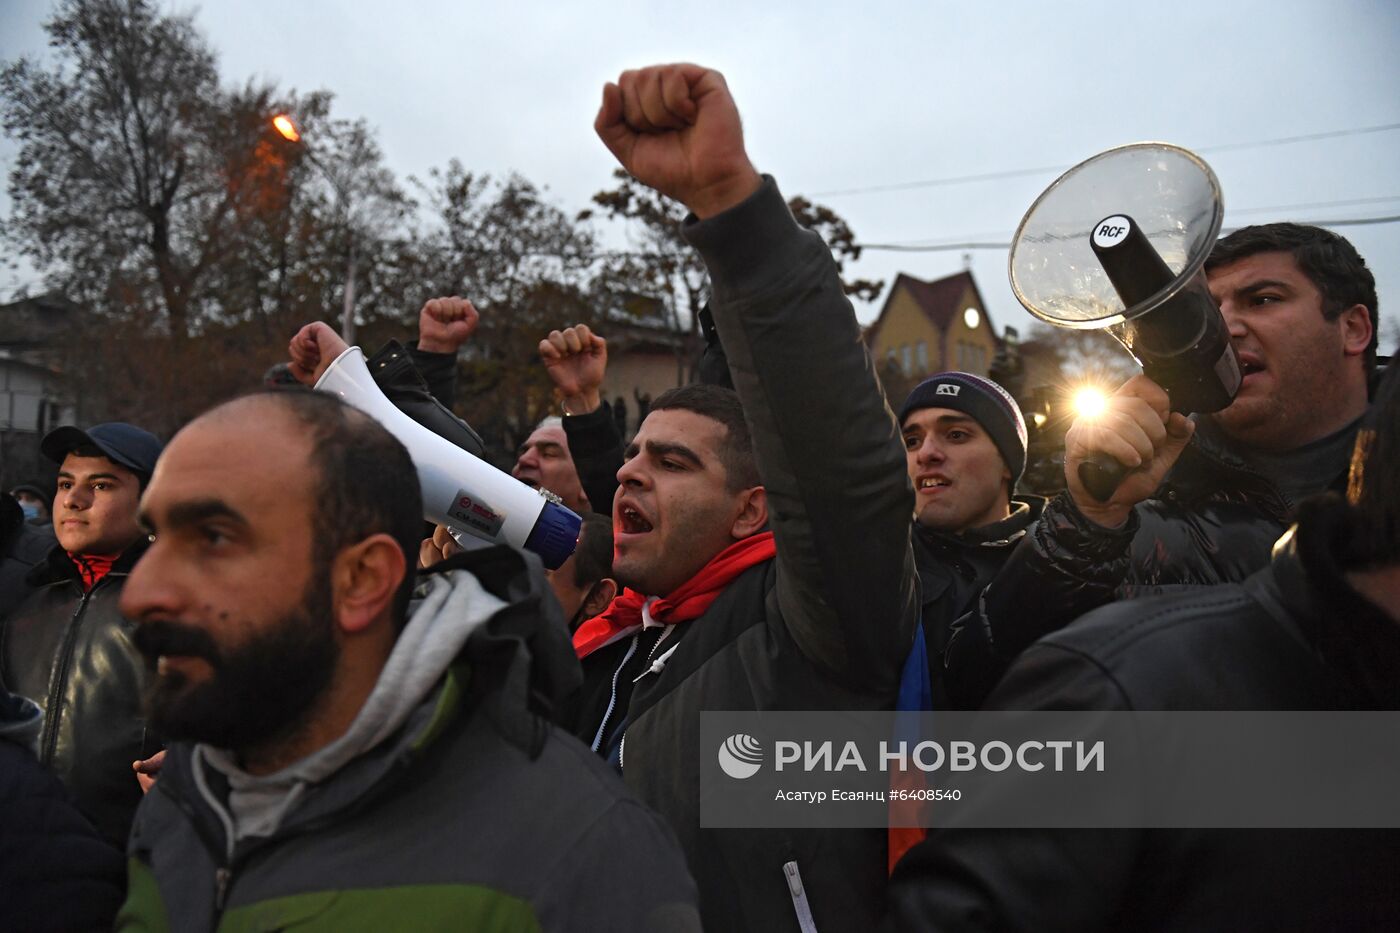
{"left": 119, "top": 547, "right": 700, "bottom": 933}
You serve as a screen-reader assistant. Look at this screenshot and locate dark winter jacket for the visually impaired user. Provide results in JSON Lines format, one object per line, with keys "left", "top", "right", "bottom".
{"left": 0, "top": 493, "right": 53, "bottom": 622}
{"left": 1, "top": 540, "right": 158, "bottom": 847}
{"left": 915, "top": 497, "right": 1042, "bottom": 709}
{"left": 0, "top": 688, "right": 126, "bottom": 932}
{"left": 369, "top": 340, "right": 484, "bottom": 459}
{"left": 118, "top": 547, "right": 700, "bottom": 933}
{"left": 946, "top": 412, "right": 1359, "bottom": 708}
{"left": 405, "top": 341, "right": 461, "bottom": 409}
{"left": 573, "top": 178, "right": 920, "bottom": 933}
{"left": 887, "top": 498, "right": 1400, "bottom": 932}
{"left": 561, "top": 401, "right": 626, "bottom": 515}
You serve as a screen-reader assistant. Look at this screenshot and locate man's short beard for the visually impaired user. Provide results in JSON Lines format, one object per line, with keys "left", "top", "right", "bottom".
{"left": 135, "top": 570, "right": 339, "bottom": 756}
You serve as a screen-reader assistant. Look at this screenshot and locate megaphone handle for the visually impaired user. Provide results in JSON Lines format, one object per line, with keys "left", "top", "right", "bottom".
{"left": 1078, "top": 453, "right": 1128, "bottom": 503}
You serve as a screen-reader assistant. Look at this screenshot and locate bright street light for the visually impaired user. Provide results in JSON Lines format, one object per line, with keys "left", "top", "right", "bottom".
{"left": 272, "top": 113, "right": 300, "bottom": 142}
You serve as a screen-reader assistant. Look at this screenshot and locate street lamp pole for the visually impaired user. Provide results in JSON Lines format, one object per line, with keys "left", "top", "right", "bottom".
{"left": 272, "top": 113, "right": 357, "bottom": 344}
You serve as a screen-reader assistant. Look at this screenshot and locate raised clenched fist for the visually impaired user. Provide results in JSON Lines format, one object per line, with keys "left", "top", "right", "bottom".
{"left": 418, "top": 296, "right": 479, "bottom": 354}
{"left": 287, "top": 322, "right": 350, "bottom": 386}
{"left": 595, "top": 63, "right": 762, "bottom": 219}
{"left": 540, "top": 324, "right": 608, "bottom": 414}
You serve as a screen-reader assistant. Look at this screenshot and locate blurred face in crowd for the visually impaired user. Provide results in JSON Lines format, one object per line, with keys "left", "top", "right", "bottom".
{"left": 545, "top": 522, "right": 616, "bottom": 631}
{"left": 122, "top": 406, "right": 339, "bottom": 753}
{"left": 613, "top": 410, "right": 765, "bottom": 597}
{"left": 902, "top": 408, "right": 1010, "bottom": 533}
{"left": 1209, "top": 251, "right": 1372, "bottom": 452}
{"left": 11, "top": 489, "right": 49, "bottom": 522}
{"left": 512, "top": 422, "right": 589, "bottom": 513}
{"left": 53, "top": 454, "right": 144, "bottom": 555}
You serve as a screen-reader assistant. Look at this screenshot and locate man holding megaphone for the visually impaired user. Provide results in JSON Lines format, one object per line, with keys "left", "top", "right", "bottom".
{"left": 946, "top": 223, "right": 1379, "bottom": 705}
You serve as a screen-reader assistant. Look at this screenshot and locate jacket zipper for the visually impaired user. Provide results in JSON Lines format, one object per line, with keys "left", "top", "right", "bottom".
{"left": 160, "top": 743, "right": 422, "bottom": 927}
{"left": 783, "top": 860, "right": 820, "bottom": 933}
{"left": 616, "top": 632, "right": 678, "bottom": 772}
{"left": 40, "top": 584, "right": 95, "bottom": 765}
{"left": 155, "top": 777, "right": 238, "bottom": 929}
{"left": 631, "top": 629, "right": 677, "bottom": 684}
{"left": 591, "top": 633, "right": 640, "bottom": 752}
{"left": 214, "top": 867, "right": 233, "bottom": 912}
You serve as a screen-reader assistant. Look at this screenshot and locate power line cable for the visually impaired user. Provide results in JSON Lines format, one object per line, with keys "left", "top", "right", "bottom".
{"left": 856, "top": 195, "right": 1400, "bottom": 252}
{"left": 859, "top": 214, "right": 1400, "bottom": 252}
{"left": 810, "top": 121, "right": 1400, "bottom": 198}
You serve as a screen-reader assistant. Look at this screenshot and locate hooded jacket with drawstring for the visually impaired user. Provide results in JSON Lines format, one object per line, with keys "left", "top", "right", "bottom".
{"left": 117, "top": 547, "right": 700, "bottom": 933}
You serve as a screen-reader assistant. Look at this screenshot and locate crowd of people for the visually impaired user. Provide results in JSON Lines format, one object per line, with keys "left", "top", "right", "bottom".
{"left": 0, "top": 61, "right": 1396, "bottom": 932}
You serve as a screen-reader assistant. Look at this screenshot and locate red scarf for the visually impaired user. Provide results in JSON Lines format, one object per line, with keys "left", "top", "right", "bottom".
{"left": 68, "top": 552, "right": 119, "bottom": 593}
{"left": 573, "top": 532, "right": 776, "bottom": 659}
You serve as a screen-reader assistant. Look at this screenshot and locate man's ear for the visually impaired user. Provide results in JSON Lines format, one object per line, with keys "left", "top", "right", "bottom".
{"left": 582, "top": 577, "right": 619, "bottom": 618}
{"left": 332, "top": 533, "right": 407, "bottom": 634}
{"left": 730, "top": 485, "right": 768, "bottom": 540}
{"left": 1339, "top": 304, "right": 1373, "bottom": 358}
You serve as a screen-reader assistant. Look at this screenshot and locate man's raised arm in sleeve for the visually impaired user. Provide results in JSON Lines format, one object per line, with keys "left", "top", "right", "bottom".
{"left": 595, "top": 63, "right": 918, "bottom": 691}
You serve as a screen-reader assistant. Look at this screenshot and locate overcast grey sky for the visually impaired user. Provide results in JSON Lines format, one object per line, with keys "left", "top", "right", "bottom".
{"left": 3, "top": 0, "right": 1398, "bottom": 344}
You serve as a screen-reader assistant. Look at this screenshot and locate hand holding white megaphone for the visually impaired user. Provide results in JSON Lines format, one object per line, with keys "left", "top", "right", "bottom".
{"left": 287, "top": 322, "right": 348, "bottom": 386}
{"left": 286, "top": 321, "right": 581, "bottom": 570}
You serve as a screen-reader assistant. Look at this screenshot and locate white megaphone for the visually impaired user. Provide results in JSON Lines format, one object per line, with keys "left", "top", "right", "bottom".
{"left": 314, "top": 346, "right": 581, "bottom": 570}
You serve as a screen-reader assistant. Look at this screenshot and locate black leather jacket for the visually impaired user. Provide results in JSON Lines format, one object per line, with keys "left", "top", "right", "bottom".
{"left": 0, "top": 541, "right": 159, "bottom": 847}
{"left": 887, "top": 499, "right": 1400, "bottom": 932}
{"left": 368, "top": 340, "right": 484, "bottom": 459}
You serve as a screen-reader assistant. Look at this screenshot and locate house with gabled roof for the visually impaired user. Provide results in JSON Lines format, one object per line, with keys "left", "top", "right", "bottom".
{"left": 863, "top": 270, "right": 999, "bottom": 381}
{"left": 0, "top": 294, "right": 89, "bottom": 487}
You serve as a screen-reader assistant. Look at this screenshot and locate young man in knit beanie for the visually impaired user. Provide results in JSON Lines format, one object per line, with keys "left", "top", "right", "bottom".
{"left": 897, "top": 372, "right": 1043, "bottom": 710}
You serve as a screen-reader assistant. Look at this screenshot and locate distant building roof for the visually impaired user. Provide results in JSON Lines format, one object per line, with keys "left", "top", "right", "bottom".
{"left": 0, "top": 294, "right": 87, "bottom": 351}
{"left": 865, "top": 270, "right": 996, "bottom": 346}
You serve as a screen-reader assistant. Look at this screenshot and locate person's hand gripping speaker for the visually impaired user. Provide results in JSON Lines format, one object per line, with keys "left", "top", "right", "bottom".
{"left": 1009, "top": 143, "right": 1240, "bottom": 501}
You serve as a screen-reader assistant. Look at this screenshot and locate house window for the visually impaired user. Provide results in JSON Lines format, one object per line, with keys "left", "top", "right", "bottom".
{"left": 901, "top": 345, "right": 914, "bottom": 375}
{"left": 916, "top": 341, "right": 929, "bottom": 371}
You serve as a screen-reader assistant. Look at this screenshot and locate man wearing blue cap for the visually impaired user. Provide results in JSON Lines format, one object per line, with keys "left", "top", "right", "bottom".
{"left": 1, "top": 422, "right": 164, "bottom": 847}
